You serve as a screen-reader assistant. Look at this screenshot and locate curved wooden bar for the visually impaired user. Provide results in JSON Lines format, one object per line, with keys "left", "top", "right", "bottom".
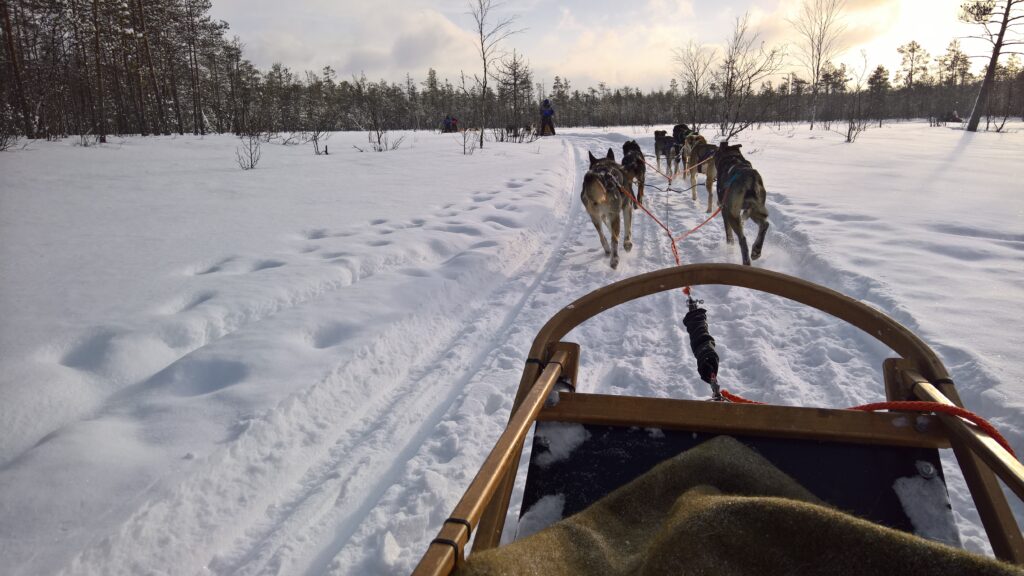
{"left": 411, "top": 350, "right": 570, "bottom": 576}
{"left": 432, "top": 264, "right": 1023, "bottom": 566}
{"left": 473, "top": 264, "right": 957, "bottom": 551}
{"left": 528, "top": 263, "right": 950, "bottom": 388}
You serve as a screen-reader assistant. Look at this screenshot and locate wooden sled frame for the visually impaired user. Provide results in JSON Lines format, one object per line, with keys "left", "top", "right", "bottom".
{"left": 414, "top": 264, "right": 1024, "bottom": 575}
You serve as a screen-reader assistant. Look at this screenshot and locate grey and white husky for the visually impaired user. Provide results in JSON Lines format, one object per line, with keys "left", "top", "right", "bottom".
{"left": 581, "top": 149, "right": 634, "bottom": 269}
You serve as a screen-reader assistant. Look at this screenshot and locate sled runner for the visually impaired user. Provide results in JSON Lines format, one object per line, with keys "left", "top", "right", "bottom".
{"left": 413, "top": 264, "right": 1024, "bottom": 575}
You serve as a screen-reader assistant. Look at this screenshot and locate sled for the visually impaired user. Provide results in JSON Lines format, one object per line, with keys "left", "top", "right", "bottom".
{"left": 413, "top": 264, "right": 1024, "bottom": 575}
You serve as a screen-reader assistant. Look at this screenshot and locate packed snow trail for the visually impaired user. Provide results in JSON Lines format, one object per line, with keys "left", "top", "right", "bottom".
{"left": 328, "top": 129, "right": 1020, "bottom": 573}
{"left": 1, "top": 125, "right": 1020, "bottom": 576}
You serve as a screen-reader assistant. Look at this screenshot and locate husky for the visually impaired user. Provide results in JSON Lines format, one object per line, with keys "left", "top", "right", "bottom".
{"left": 670, "top": 124, "right": 694, "bottom": 175}
{"left": 672, "top": 124, "right": 694, "bottom": 145}
{"left": 683, "top": 133, "right": 718, "bottom": 212}
{"left": 714, "top": 142, "right": 769, "bottom": 266}
{"left": 621, "top": 140, "right": 646, "bottom": 207}
{"left": 581, "top": 148, "right": 634, "bottom": 269}
{"left": 653, "top": 130, "right": 680, "bottom": 178}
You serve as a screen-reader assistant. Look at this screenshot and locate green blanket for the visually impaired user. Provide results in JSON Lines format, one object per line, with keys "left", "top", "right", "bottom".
{"left": 461, "top": 436, "right": 1023, "bottom": 576}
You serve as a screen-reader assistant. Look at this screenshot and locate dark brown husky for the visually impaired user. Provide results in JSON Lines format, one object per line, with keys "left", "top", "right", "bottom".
{"left": 715, "top": 142, "right": 769, "bottom": 266}
{"left": 621, "top": 140, "right": 646, "bottom": 207}
{"left": 581, "top": 148, "right": 633, "bottom": 269}
{"left": 683, "top": 133, "right": 718, "bottom": 213}
{"left": 653, "top": 130, "right": 680, "bottom": 178}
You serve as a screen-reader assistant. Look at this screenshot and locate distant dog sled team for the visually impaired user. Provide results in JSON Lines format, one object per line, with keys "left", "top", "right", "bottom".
{"left": 580, "top": 122, "right": 770, "bottom": 268}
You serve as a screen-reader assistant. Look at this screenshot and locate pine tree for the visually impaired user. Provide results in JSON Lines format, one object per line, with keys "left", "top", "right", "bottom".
{"left": 960, "top": 0, "right": 1024, "bottom": 131}
{"left": 867, "top": 65, "right": 891, "bottom": 126}
{"left": 897, "top": 41, "right": 931, "bottom": 89}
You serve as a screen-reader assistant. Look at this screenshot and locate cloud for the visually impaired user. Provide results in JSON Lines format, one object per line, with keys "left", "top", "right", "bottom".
{"left": 209, "top": 0, "right": 979, "bottom": 91}
{"left": 390, "top": 12, "right": 477, "bottom": 71}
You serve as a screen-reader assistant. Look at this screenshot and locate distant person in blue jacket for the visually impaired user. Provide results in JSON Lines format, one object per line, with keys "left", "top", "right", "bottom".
{"left": 540, "top": 99, "right": 555, "bottom": 136}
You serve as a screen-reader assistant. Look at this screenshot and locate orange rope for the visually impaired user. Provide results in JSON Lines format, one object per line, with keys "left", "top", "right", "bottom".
{"left": 614, "top": 181, "right": 691, "bottom": 295}
{"left": 643, "top": 156, "right": 676, "bottom": 182}
{"left": 615, "top": 152, "right": 724, "bottom": 297}
{"left": 719, "top": 390, "right": 1017, "bottom": 459}
{"left": 643, "top": 152, "right": 715, "bottom": 185}
{"left": 673, "top": 205, "right": 723, "bottom": 243}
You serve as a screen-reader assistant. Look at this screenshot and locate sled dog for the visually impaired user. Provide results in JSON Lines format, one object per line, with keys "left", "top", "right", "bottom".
{"left": 621, "top": 140, "right": 646, "bottom": 207}
{"left": 672, "top": 124, "right": 694, "bottom": 145}
{"left": 684, "top": 133, "right": 718, "bottom": 212}
{"left": 653, "top": 130, "right": 680, "bottom": 177}
{"left": 715, "top": 142, "right": 769, "bottom": 266}
{"left": 581, "top": 148, "right": 634, "bottom": 269}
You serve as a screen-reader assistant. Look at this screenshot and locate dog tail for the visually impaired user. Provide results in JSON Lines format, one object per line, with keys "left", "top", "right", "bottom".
{"left": 753, "top": 172, "right": 769, "bottom": 218}
{"left": 739, "top": 170, "right": 767, "bottom": 216}
{"left": 582, "top": 171, "right": 608, "bottom": 204}
{"left": 754, "top": 172, "right": 767, "bottom": 204}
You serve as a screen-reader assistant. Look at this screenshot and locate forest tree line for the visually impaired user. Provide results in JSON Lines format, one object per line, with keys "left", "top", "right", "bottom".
{"left": 2, "top": 0, "right": 1023, "bottom": 147}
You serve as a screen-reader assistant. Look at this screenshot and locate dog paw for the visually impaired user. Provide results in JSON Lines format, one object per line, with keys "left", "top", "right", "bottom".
{"left": 610, "top": 256, "right": 619, "bottom": 269}
{"left": 624, "top": 241, "right": 633, "bottom": 252}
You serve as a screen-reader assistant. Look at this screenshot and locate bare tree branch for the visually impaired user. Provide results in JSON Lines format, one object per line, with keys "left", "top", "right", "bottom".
{"left": 715, "top": 13, "right": 787, "bottom": 140}
{"left": 674, "top": 41, "right": 717, "bottom": 131}
{"left": 787, "top": 0, "right": 847, "bottom": 129}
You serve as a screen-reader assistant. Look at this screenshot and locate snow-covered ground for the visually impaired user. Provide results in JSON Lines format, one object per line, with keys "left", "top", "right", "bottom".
{"left": 0, "top": 123, "right": 1021, "bottom": 575}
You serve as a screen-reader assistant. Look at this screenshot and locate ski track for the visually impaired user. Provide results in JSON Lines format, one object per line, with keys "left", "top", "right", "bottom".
{"left": 54, "top": 130, "right": 1013, "bottom": 574}
{"left": 204, "top": 142, "right": 585, "bottom": 576}
{"left": 60, "top": 141, "right": 578, "bottom": 576}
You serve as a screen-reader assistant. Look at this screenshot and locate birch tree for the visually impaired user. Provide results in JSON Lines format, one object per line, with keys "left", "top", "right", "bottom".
{"left": 468, "top": 0, "right": 520, "bottom": 149}
{"left": 788, "top": 0, "right": 847, "bottom": 129}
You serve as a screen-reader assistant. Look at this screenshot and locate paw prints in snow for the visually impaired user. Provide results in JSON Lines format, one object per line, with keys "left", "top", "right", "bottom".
{"left": 305, "top": 321, "right": 361, "bottom": 349}
{"left": 145, "top": 356, "right": 250, "bottom": 397}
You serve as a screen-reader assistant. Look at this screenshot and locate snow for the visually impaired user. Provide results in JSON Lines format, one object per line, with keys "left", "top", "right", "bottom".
{"left": 515, "top": 494, "right": 566, "bottom": 540}
{"left": 894, "top": 464, "right": 961, "bottom": 547}
{"left": 0, "top": 123, "right": 1021, "bottom": 575}
{"left": 533, "top": 422, "right": 591, "bottom": 467}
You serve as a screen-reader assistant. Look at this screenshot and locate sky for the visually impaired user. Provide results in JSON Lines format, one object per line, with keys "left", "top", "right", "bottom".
{"left": 207, "top": 0, "right": 986, "bottom": 92}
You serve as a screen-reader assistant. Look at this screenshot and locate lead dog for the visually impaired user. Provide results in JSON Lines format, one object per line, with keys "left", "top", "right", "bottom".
{"left": 621, "top": 140, "right": 646, "bottom": 207}
{"left": 715, "top": 142, "right": 769, "bottom": 265}
{"left": 581, "top": 148, "right": 633, "bottom": 269}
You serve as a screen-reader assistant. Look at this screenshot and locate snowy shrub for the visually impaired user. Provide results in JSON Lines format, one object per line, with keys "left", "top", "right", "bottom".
{"left": 273, "top": 131, "right": 305, "bottom": 146}
{"left": 457, "top": 129, "right": 478, "bottom": 155}
{"left": 490, "top": 126, "right": 538, "bottom": 144}
{"left": 75, "top": 133, "right": 100, "bottom": 147}
{"left": 0, "top": 129, "right": 15, "bottom": 152}
{"left": 308, "top": 128, "right": 330, "bottom": 155}
{"left": 0, "top": 104, "right": 15, "bottom": 151}
{"left": 236, "top": 134, "right": 262, "bottom": 170}
{"left": 368, "top": 129, "right": 405, "bottom": 152}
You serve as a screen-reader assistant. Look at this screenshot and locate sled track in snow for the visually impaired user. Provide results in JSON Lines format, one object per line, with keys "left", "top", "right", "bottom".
{"left": 241, "top": 142, "right": 591, "bottom": 576}
{"left": 332, "top": 135, "right": 719, "bottom": 573}
{"left": 103, "top": 141, "right": 587, "bottom": 576}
